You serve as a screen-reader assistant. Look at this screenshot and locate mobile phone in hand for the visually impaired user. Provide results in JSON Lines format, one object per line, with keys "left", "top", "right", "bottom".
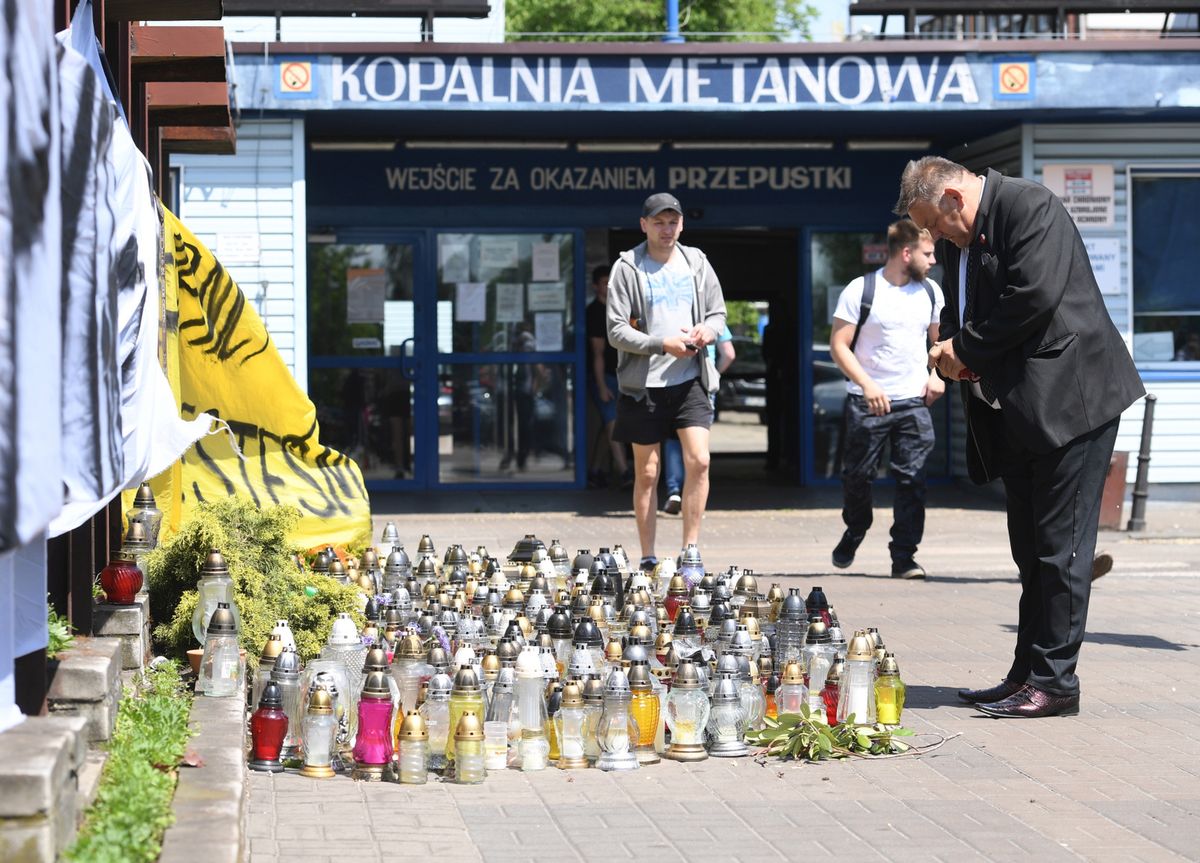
{"left": 684, "top": 341, "right": 698, "bottom": 352}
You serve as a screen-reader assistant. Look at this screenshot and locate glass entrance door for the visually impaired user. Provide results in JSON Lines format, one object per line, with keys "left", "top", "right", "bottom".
{"left": 307, "top": 234, "right": 426, "bottom": 489}
{"left": 432, "top": 231, "right": 581, "bottom": 487}
{"left": 806, "top": 230, "right": 950, "bottom": 484}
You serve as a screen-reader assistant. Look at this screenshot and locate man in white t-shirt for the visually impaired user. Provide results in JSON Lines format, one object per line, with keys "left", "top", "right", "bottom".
{"left": 829, "top": 221, "right": 945, "bottom": 579}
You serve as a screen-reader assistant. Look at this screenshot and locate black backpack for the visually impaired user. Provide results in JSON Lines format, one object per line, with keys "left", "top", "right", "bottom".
{"left": 848, "top": 271, "right": 937, "bottom": 353}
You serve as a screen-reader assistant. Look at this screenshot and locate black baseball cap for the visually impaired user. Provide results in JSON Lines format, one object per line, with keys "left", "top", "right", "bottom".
{"left": 642, "top": 193, "right": 682, "bottom": 218}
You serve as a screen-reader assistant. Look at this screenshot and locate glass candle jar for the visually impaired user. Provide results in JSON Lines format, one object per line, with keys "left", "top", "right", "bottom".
{"left": 299, "top": 687, "right": 338, "bottom": 778}
{"left": 192, "top": 550, "right": 241, "bottom": 645}
{"left": 776, "top": 661, "right": 808, "bottom": 716}
{"left": 596, "top": 670, "right": 639, "bottom": 771}
{"left": 252, "top": 634, "right": 284, "bottom": 715}
{"left": 444, "top": 665, "right": 485, "bottom": 764}
{"left": 397, "top": 711, "right": 429, "bottom": 784}
{"left": 419, "top": 672, "right": 452, "bottom": 772}
{"left": 837, "top": 631, "right": 877, "bottom": 726}
{"left": 553, "top": 683, "right": 588, "bottom": 769}
{"left": 454, "top": 711, "right": 486, "bottom": 784}
{"left": 198, "top": 604, "right": 242, "bottom": 698}
{"left": 248, "top": 681, "right": 288, "bottom": 772}
{"left": 125, "top": 483, "right": 164, "bottom": 547}
{"left": 515, "top": 648, "right": 549, "bottom": 771}
{"left": 664, "top": 660, "right": 710, "bottom": 762}
{"left": 270, "top": 647, "right": 304, "bottom": 758}
{"left": 352, "top": 672, "right": 394, "bottom": 780}
{"left": 99, "top": 553, "right": 142, "bottom": 606}
{"left": 627, "top": 661, "right": 660, "bottom": 765}
{"left": 706, "top": 674, "right": 749, "bottom": 757}
{"left": 484, "top": 720, "right": 510, "bottom": 771}
{"left": 823, "top": 660, "right": 842, "bottom": 726}
{"left": 874, "top": 653, "right": 906, "bottom": 726}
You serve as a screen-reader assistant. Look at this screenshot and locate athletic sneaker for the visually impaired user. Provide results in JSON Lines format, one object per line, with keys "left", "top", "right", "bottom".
{"left": 639, "top": 556, "right": 658, "bottom": 574}
{"left": 890, "top": 558, "right": 927, "bottom": 580}
{"left": 831, "top": 531, "right": 863, "bottom": 569}
{"left": 663, "top": 493, "right": 682, "bottom": 515}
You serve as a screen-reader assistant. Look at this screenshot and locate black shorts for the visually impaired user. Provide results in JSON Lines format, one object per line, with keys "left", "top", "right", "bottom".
{"left": 612, "top": 378, "right": 713, "bottom": 445}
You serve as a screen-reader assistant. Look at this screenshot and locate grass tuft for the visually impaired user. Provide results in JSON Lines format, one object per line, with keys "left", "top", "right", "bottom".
{"left": 64, "top": 662, "right": 193, "bottom": 863}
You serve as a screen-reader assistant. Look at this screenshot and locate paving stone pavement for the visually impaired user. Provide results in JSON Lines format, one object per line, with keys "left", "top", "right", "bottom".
{"left": 245, "top": 486, "right": 1200, "bottom": 863}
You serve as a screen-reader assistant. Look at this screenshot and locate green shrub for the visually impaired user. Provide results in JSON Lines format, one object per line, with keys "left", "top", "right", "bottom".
{"left": 47, "top": 596, "right": 75, "bottom": 659}
{"left": 64, "top": 662, "right": 193, "bottom": 863}
{"left": 144, "top": 497, "right": 363, "bottom": 662}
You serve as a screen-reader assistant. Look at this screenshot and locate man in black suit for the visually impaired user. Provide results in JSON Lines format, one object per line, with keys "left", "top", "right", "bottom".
{"left": 897, "top": 156, "right": 1144, "bottom": 718}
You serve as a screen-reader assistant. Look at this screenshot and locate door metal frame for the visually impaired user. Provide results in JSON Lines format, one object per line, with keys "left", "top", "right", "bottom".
{"left": 799, "top": 224, "right": 955, "bottom": 486}
{"left": 307, "top": 229, "right": 429, "bottom": 491}
{"left": 425, "top": 226, "right": 587, "bottom": 491}
{"left": 308, "top": 227, "right": 587, "bottom": 491}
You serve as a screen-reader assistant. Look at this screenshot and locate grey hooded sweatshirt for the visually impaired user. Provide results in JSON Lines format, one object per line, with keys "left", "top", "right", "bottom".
{"left": 606, "top": 241, "right": 727, "bottom": 401}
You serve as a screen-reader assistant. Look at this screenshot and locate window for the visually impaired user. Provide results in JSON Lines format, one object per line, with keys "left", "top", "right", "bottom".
{"left": 1130, "top": 172, "right": 1200, "bottom": 365}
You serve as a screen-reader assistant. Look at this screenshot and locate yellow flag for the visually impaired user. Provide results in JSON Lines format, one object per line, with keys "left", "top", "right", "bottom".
{"left": 148, "top": 207, "right": 371, "bottom": 550}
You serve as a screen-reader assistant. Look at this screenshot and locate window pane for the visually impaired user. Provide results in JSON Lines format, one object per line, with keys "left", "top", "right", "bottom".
{"left": 809, "top": 231, "right": 948, "bottom": 480}
{"left": 438, "top": 362, "right": 574, "bottom": 483}
{"left": 308, "top": 243, "right": 414, "bottom": 357}
{"left": 308, "top": 367, "right": 414, "bottom": 481}
{"left": 1132, "top": 176, "right": 1200, "bottom": 362}
{"left": 436, "top": 233, "right": 574, "bottom": 354}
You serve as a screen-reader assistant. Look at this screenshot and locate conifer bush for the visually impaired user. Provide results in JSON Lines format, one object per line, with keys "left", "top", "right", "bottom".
{"left": 144, "top": 498, "right": 363, "bottom": 661}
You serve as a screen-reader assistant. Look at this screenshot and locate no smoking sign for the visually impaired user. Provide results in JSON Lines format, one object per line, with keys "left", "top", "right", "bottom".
{"left": 994, "top": 59, "right": 1034, "bottom": 100}
{"left": 279, "top": 60, "right": 313, "bottom": 94}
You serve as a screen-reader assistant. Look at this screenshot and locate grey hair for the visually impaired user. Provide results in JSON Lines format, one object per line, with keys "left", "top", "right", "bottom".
{"left": 893, "top": 156, "right": 970, "bottom": 215}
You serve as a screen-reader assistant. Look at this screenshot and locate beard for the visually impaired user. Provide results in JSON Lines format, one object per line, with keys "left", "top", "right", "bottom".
{"left": 906, "top": 262, "right": 929, "bottom": 282}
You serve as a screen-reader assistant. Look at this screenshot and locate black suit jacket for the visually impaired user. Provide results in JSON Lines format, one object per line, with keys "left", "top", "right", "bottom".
{"left": 938, "top": 169, "right": 1144, "bottom": 484}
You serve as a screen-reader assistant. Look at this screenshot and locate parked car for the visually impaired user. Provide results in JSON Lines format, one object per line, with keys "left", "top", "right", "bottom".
{"left": 715, "top": 337, "right": 768, "bottom": 422}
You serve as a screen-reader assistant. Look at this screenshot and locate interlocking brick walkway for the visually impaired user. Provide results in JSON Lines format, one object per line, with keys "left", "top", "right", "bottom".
{"left": 245, "top": 487, "right": 1200, "bottom": 862}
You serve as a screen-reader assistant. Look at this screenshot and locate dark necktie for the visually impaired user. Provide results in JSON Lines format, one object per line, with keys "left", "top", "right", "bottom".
{"left": 962, "top": 246, "right": 997, "bottom": 404}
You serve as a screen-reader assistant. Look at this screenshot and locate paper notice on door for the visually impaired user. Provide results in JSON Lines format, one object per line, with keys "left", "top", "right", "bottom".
{"left": 346, "top": 268, "right": 387, "bottom": 323}
{"left": 495, "top": 283, "right": 524, "bottom": 322}
{"left": 455, "top": 282, "right": 487, "bottom": 322}
{"left": 534, "top": 312, "right": 563, "bottom": 351}
{"left": 528, "top": 282, "right": 566, "bottom": 312}
{"left": 531, "top": 242, "right": 560, "bottom": 281}
{"left": 478, "top": 237, "right": 520, "bottom": 273}
{"left": 440, "top": 243, "right": 471, "bottom": 283}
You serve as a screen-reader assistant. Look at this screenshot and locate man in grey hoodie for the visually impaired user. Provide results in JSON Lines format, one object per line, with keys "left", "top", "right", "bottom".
{"left": 606, "top": 193, "right": 728, "bottom": 573}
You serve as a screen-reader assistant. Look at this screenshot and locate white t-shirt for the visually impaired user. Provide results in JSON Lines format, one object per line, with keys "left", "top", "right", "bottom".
{"left": 833, "top": 269, "right": 944, "bottom": 400}
{"left": 642, "top": 254, "right": 700, "bottom": 388}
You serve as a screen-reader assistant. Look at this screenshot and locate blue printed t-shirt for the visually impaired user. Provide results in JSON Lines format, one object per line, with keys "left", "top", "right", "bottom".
{"left": 642, "top": 255, "right": 699, "bottom": 387}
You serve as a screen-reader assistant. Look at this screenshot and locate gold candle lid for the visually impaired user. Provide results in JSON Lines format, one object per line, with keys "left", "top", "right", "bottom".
{"left": 781, "top": 660, "right": 805, "bottom": 685}
{"left": 397, "top": 633, "right": 425, "bottom": 660}
{"left": 259, "top": 633, "right": 284, "bottom": 661}
{"left": 846, "top": 630, "right": 873, "bottom": 662}
{"left": 362, "top": 670, "right": 391, "bottom": 699}
{"left": 399, "top": 710, "right": 428, "bottom": 741}
{"left": 604, "top": 640, "right": 623, "bottom": 662}
{"left": 306, "top": 687, "right": 334, "bottom": 714}
{"left": 667, "top": 574, "right": 689, "bottom": 596}
{"left": 560, "top": 681, "right": 584, "bottom": 708}
{"left": 878, "top": 653, "right": 901, "bottom": 676}
{"left": 454, "top": 710, "right": 484, "bottom": 741}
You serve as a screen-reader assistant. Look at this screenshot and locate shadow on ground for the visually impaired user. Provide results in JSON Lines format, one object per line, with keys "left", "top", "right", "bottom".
{"left": 371, "top": 456, "right": 1010, "bottom": 517}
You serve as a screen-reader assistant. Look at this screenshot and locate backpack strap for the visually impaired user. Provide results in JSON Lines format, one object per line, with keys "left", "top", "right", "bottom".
{"left": 848, "top": 270, "right": 876, "bottom": 354}
{"left": 920, "top": 278, "right": 936, "bottom": 319}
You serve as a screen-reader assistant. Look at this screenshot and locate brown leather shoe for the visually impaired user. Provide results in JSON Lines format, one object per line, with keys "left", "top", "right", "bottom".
{"left": 1091, "top": 551, "right": 1114, "bottom": 582}
{"left": 976, "top": 684, "right": 1079, "bottom": 718}
{"left": 957, "top": 679, "right": 1022, "bottom": 704}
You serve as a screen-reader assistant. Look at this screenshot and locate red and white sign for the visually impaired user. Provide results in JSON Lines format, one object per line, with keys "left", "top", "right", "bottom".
{"left": 280, "top": 61, "right": 313, "bottom": 94}
{"left": 1043, "top": 164, "right": 1114, "bottom": 229}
